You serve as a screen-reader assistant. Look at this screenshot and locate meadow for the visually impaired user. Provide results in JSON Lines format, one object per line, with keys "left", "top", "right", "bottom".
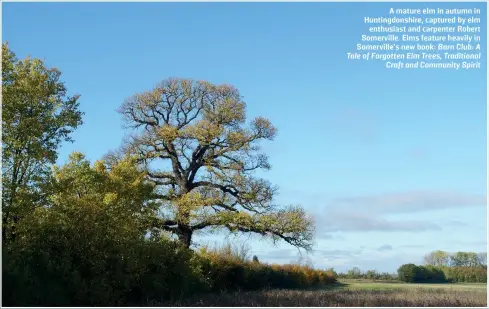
{"left": 163, "top": 280, "right": 488, "bottom": 307}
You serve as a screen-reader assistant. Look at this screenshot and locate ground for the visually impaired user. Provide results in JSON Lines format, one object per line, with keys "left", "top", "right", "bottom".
{"left": 339, "top": 278, "right": 487, "bottom": 291}
{"left": 162, "top": 279, "right": 487, "bottom": 307}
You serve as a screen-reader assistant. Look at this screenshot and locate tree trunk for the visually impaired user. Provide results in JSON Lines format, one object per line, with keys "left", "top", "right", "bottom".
{"left": 177, "top": 226, "right": 193, "bottom": 248}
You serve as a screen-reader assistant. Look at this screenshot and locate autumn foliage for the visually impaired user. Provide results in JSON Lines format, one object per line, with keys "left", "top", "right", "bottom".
{"left": 196, "top": 245, "right": 336, "bottom": 292}
{"left": 2, "top": 43, "right": 330, "bottom": 306}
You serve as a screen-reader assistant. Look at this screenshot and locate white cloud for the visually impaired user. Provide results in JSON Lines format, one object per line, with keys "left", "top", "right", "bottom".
{"left": 377, "top": 244, "right": 393, "bottom": 251}
{"left": 318, "top": 210, "right": 441, "bottom": 233}
{"left": 329, "top": 191, "right": 486, "bottom": 214}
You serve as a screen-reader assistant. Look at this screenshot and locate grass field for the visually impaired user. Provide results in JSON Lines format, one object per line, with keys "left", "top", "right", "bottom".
{"left": 338, "top": 279, "right": 487, "bottom": 291}
{"left": 162, "top": 280, "right": 487, "bottom": 307}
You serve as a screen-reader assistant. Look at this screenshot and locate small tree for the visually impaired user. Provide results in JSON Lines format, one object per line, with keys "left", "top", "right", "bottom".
{"left": 118, "top": 78, "right": 314, "bottom": 250}
{"left": 477, "top": 252, "right": 487, "bottom": 267}
{"left": 3, "top": 153, "right": 198, "bottom": 306}
{"left": 397, "top": 264, "right": 420, "bottom": 282}
{"left": 366, "top": 270, "right": 379, "bottom": 280}
{"left": 450, "top": 252, "right": 470, "bottom": 266}
{"left": 347, "top": 267, "right": 362, "bottom": 279}
{"left": 424, "top": 250, "right": 450, "bottom": 266}
{"left": 2, "top": 43, "right": 83, "bottom": 242}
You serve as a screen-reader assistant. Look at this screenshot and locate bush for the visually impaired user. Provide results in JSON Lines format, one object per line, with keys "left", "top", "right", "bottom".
{"left": 3, "top": 229, "right": 201, "bottom": 306}
{"left": 397, "top": 263, "right": 486, "bottom": 283}
{"left": 442, "top": 266, "right": 487, "bottom": 283}
{"left": 195, "top": 245, "right": 336, "bottom": 292}
{"left": 4, "top": 219, "right": 338, "bottom": 306}
{"left": 397, "top": 264, "right": 422, "bottom": 282}
{"left": 397, "top": 264, "right": 447, "bottom": 283}
{"left": 421, "top": 265, "right": 446, "bottom": 282}
{"left": 2, "top": 200, "right": 203, "bottom": 306}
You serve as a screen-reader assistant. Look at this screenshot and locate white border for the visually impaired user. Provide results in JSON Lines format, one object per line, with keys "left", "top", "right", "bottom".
{"left": 0, "top": 0, "right": 487, "bottom": 308}
{"left": 1, "top": 0, "right": 488, "bottom": 2}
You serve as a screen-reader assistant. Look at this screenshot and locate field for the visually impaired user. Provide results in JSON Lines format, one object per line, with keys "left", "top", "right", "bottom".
{"left": 162, "top": 280, "right": 488, "bottom": 307}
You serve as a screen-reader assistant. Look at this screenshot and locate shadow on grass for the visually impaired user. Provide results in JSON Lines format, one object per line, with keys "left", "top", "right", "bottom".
{"left": 315, "top": 281, "right": 350, "bottom": 290}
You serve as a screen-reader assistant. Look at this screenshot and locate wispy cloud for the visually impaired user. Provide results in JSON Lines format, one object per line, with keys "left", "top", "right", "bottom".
{"left": 318, "top": 210, "right": 441, "bottom": 233}
{"left": 327, "top": 191, "right": 486, "bottom": 214}
{"left": 447, "top": 220, "right": 469, "bottom": 227}
{"left": 314, "top": 248, "right": 423, "bottom": 272}
{"left": 316, "top": 249, "right": 363, "bottom": 259}
{"left": 377, "top": 244, "right": 393, "bottom": 252}
{"left": 401, "top": 244, "right": 425, "bottom": 249}
{"left": 253, "top": 248, "right": 299, "bottom": 262}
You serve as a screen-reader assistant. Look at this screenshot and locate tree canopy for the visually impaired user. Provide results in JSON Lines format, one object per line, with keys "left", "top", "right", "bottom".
{"left": 118, "top": 78, "right": 314, "bottom": 250}
{"left": 14, "top": 152, "right": 161, "bottom": 249}
{"left": 2, "top": 43, "right": 325, "bottom": 307}
{"left": 423, "top": 250, "right": 487, "bottom": 267}
{"left": 2, "top": 43, "right": 83, "bottom": 242}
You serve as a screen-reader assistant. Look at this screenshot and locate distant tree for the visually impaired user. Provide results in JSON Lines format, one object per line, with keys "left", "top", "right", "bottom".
{"left": 365, "top": 270, "right": 379, "bottom": 280}
{"left": 252, "top": 255, "right": 259, "bottom": 263}
{"left": 118, "top": 78, "right": 314, "bottom": 250}
{"left": 466, "top": 252, "right": 479, "bottom": 267}
{"left": 450, "top": 252, "right": 471, "bottom": 267}
{"left": 424, "top": 250, "right": 450, "bottom": 266}
{"left": 347, "top": 267, "right": 362, "bottom": 278}
{"left": 380, "top": 272, "right": 397, "bottom": 280}
{"left": 2, "top": 43, "right": 83, "bottom": 242}
{"left": 295, "top": 253, "right": 314, "bottom": 267}
{"left": 477, "top": 252, "right": 487, "bottom": 267}
{"left": 422, "top": 265, "right": 447, "bottom": 282}
{"left": 397, "top": 264, "right": 422, "bottom": 283}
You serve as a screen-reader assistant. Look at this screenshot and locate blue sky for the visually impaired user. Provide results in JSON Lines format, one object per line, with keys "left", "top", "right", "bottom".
{"left": 3, "top": 2, "right": 487, "bottom": 272}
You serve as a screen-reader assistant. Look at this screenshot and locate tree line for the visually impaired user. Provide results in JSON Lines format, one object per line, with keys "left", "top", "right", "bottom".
{"left": 336, "top": 267, "right": 397, "bottom": 281}
{"left": 397, "top": 263, "right": 487, "bottom": 283}
{"left": 332, "top": 250, "right": 487, "bottom": 283}
{"left": 396, "top": 250, "right": 487, "bottom": 284}
{"left": 423, "top": 250, "right": 487, "bottom": 267}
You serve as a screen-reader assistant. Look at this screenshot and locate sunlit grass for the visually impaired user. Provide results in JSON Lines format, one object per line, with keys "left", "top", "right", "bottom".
{"left": 161, "top": 281, "right": 487, "bottom": 307}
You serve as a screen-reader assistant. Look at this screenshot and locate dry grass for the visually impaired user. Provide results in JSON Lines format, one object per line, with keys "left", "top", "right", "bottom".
{"left": 160, "top": 285, "right": 487, "bottom": 307}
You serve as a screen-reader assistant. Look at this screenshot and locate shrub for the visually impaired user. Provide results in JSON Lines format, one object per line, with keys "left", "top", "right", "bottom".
{"left": 3, "top": 200, "right": 202, "bottom": 306}
{"left": 3, "top": 228, "right": 202, "bottom": 306}
{"left": 421, "top": 265, "right": 446, "bottom": 282}
{"left": 3, "top": 206, "right": 337, "bottom": 307}
{"left": 397, "top": 264, "right": 422, "bottom": 282}
{"left": 397, "top": 264, "right": 448, "bottom": 283}
{"left": 443, "top": 266, "right": 487, "bottom": 283}
{"left": 397, "top": 263, "right": 486, "bottom": 283}
{"left": 195, "top": 244, "right": 336, "bottom": 292}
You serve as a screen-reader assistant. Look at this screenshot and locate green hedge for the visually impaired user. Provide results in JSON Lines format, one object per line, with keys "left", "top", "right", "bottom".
{"left": 4, "top": 228, "right": 337, "bottom": 306}
{"left": 3, "top": 236, "right": 202, "bottom": 306}
{"left": 397, "top": 263, "right": 486, "bottom": 283}
{"left": 441, "top": 266, "right": 487, "bottom": 283}
{"left": 397, "top": 264, "right": 446, "bottom": 283}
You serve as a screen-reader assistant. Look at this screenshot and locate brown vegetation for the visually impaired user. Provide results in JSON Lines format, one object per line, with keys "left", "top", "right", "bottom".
{"left": 161, "top": 287, "right": 487, "bottom": 307}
